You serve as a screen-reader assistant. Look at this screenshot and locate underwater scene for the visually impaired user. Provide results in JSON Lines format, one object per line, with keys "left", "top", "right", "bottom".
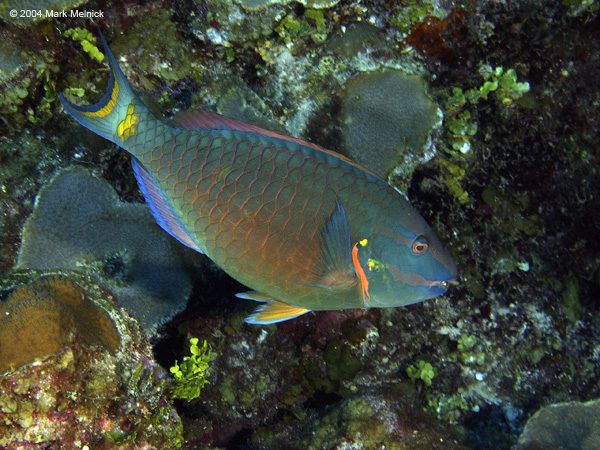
{"left": 0, "top": 0, "right": 599, "bottom": 448}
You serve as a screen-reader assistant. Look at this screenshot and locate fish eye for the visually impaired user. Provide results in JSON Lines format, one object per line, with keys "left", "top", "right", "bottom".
{"left": 412, "top": 237, "right": 429, "bottom": 255}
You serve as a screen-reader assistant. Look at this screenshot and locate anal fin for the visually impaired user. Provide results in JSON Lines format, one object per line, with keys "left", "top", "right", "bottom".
{"left": 131, "top": 157, "right": 203, "bottom": 253}
{"left": 237, "top": 292, "right": 310, "bottom": 324}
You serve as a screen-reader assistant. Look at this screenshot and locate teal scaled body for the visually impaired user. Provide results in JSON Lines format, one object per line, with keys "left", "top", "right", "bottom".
{"left": 59, "top": 30, "right": 457, "bottom": 324}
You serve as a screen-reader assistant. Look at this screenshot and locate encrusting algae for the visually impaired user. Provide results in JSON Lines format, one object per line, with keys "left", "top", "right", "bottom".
{"left": 0, "top": 275, "right": 120, "bottom": 374}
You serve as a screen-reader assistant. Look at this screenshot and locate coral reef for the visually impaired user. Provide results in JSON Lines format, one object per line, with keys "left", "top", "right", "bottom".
{"left": 110, "top": 9, "right": 196, "bottom": 82}
{"left": 17, "top": 166, "right": 193, "bottom": 332}
{"left": 0, "top": 35, "right": 55, "bottom": 131}
{"left": 0, "top": 274, "right": 183, "bottom": 449}
{"left": 0, "top": 275, "right": 119, "bottom": 374}
{"left": 516, "top": 399, "right": 600, "bottom": 450}
{"left": 252, "top": 394, "right": 469, "bottom": 449}
{"left": 0, "top": 0, "right": 599, "bottom": 448}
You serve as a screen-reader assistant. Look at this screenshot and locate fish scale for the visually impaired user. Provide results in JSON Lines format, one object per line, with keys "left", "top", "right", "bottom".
{"left": 60, "top": 30, "right": 457, "bottom": 324}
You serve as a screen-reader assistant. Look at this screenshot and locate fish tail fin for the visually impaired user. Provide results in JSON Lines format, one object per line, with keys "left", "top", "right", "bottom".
{"left": 59, "top": 29, "right": 154, "bottom": 148}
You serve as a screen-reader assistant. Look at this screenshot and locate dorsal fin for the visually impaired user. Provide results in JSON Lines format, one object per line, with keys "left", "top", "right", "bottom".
{"left": 171, "top": 109, "right": 380, "bottom": 177}
{"left": 172, "top": 109, "right": 330, "bottom": 149}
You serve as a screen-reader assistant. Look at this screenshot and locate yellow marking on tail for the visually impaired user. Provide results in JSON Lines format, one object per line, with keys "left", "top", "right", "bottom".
{"left": 82, "top": 69, "right": 120, "bottom": 118}
{"left": 117, "top": 103, "right": 139, "bottom": 140}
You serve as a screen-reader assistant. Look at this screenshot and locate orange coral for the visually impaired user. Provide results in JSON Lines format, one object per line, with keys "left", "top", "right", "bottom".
{"left": 0, "top": 275, "right": 120, "bottom": 373}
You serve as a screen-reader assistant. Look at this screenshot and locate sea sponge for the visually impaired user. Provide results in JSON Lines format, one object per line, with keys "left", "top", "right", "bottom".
{"left": 0, "top": 275, "right": 120, "bottom": 373}
{"left": 16, "top": 166, "right": 192, "bottom": 332}
{"left": 340, "top": 69, "right": 442, "bottom": 180}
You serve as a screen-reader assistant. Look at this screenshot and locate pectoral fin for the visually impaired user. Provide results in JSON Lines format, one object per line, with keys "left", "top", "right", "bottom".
{"left": 307, "top": 200, "right": 356, "bottom": 290}
{"left": 237, "top": 292, "right": 310, "bottom": 324}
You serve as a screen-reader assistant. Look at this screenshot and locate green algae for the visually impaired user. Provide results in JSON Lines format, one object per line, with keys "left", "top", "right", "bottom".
{"left": 562, "top": 274, "right": 581, "bottom": 323}
{"left": 428, "top": 393, "right": 469, "bottom": 422}
{"left": 438, "top": 158, "right": 470, "bottom": 204}
{"left": 406, "top": 359, "right": 438, "bottom": 386}
{"left": 390, "top": 1, "right": 437, "bottom": 35}
{"left": 64, "top": 27, "right": 104, "bottom": 62}
{"left": 0, "top": 56, "right": 59, "bottom": 131}
{"left": 443, "top": 64, "right": 530, "bottom": 156}
{"left": 274, "top": 9, "right": 330, "bottom": 44}
{"left": 170, "top": 338, "right": 212, "bottom": 401}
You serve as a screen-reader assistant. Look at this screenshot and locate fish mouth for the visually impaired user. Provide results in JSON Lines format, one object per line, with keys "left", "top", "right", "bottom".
{"left": 431, "top": 280, "right": 448, "bottom": 291}
{"left": 431, "top": 278, "right": 459, "bottom": 291}
{"left": 430, "top": 278, "right": 460, "bottom": 292}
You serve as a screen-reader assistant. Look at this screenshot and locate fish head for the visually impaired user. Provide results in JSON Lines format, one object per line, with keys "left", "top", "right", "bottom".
{"left": 356, "top": 212, "right": 458, "bottom": 308}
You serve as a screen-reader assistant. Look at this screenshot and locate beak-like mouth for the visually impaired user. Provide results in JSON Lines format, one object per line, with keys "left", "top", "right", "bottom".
{"left": 431, "top": 279, "right": 459, "bottom": 291}
{"left": 432, "top": 280, "right": 449, "bottom": 290}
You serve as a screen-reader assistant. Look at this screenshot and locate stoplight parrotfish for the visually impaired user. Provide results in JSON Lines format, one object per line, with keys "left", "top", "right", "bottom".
{"left": 59, "top": 30, "right": 457, "bottom": 325}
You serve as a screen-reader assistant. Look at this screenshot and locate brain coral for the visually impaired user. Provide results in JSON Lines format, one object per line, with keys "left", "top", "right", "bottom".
{"left": 16, "top": 166, "right": 192, "bottom": 332}
{"left": 0, "top": 275, "right": 183, "bottom": 448}
{"left": 340, "top": 69, "right": 442, "bottom": 180}
{"left": 0, "top": 275, "right": 120, "bottom": 373}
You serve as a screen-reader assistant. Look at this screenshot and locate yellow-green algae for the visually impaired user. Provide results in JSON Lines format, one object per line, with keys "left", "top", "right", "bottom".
{"left": 170, "top": 338, "right": 212, "bottom": 401}
{"left": 64, "top": 27, "right": 104, "bottom": 62}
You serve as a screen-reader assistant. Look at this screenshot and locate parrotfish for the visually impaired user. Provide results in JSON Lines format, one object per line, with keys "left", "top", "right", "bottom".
{"left": 59, "top": 31, "right": 457, "bottom": 324}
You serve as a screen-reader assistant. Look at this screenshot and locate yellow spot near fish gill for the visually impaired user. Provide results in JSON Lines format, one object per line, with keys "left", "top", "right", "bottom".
{"left": 367, "top": 258, "right": 385, "bottom": 272}
{"left": 83, "top": 70, "right": 119, "bottom": 118}
{"left": 117, "top": 103, "right": 139, "bottom": 140}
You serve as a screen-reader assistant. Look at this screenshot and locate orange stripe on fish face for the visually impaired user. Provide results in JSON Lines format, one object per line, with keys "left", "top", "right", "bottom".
{"left": 352, "top": 240, "right": 370, "bottom": 306}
